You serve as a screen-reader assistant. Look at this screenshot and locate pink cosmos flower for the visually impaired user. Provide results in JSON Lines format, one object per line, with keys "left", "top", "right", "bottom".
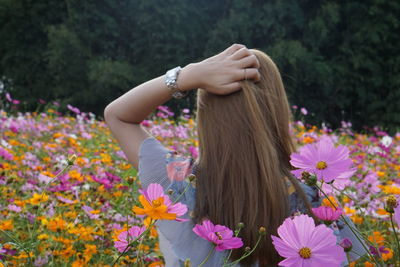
{"left": 271, "top": 214, "right": 346, "bottom": 266}
{"left": 114, "top": 226, "right": 146, "bottom": 253}
{"left": 0, "top": 147, "right": 13, "bottom": 161}
{"left": 192, "top": 220, "right": 243, "bottom": 251}
{"left": 82, "top": 205, "right": 100, "bottom": 220}
{"left": 7, "top": 204, "right": 21, "bottom": 213}
{"left": 67, "top": 104, "right": 80, "bottom": 114}
{"left": 320, "top": 170, "right": 354, "bottom": 194}
{"left": 394, "top": 200, "right": 400, "bottom": 227}
{"left": 5, "top": 93, "right": 12, "bottom": 102}
{"left": 312, "top": 206, "right": 342, "bottom": 223}
{"left": 290, "top": 138, "right": 355, "bottom": 183}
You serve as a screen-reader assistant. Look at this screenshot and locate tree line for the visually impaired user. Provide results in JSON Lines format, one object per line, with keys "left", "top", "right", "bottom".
{"left": 0, "top": 0, "right": 399, "bottom": 132}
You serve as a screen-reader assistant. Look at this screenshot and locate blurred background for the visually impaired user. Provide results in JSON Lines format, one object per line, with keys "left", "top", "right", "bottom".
{"left": 0, "top": 0, "right": 399, "bottom": 132}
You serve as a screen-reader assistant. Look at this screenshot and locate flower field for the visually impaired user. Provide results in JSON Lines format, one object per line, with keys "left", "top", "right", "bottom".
{"left": 0, "top": 103, "right": 399, "bottom": 267}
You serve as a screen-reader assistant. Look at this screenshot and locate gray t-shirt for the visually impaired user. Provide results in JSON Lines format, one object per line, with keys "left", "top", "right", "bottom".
{"left": 138, "top": 137, "right": 365, "bottom": 267}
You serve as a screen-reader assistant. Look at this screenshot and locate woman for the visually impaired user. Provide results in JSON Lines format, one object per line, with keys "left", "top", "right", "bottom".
{"left": 104, "top": 44, "right": 361, "bottom": 266}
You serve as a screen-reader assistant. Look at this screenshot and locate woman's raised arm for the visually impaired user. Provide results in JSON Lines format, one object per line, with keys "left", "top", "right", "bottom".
{"left": 104, "top": 44, "right": 260, "bottom": 169}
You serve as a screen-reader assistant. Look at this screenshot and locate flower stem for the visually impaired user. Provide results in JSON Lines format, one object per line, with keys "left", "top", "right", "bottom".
{"left": 111, "top": 221, "right": 155, "bottom": 267}
{"left": 315, "top": 183, "right": 381, "bottom": 267}
{"left": 224, "top": 235, "right": 263, "bottom": 267}
{"left": 389, "top": 213, "right": 400, "bottom": 264}
{"left": 198, "top": 246, "right": 215, "bottom": 267}
{"left": 172, "top": 182, "right": 191, "bottom": 204}
{"left": 30, "top": 163, "right": 72, "bottom": 240}
{"left": 346, "top": 252, "right": 352, "bottom": 266}
{"left": 0, "top": 229, "right": 32, "bottom": 264}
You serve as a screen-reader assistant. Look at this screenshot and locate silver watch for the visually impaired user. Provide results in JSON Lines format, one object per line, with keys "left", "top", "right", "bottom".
{"left": 165, "top": 66, "right": 188, "bottom": 99}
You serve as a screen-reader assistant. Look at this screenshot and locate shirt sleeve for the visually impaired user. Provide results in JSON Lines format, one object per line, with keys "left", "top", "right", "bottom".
{"left": 138, "top": 137, "right": 171, "bottom": 189}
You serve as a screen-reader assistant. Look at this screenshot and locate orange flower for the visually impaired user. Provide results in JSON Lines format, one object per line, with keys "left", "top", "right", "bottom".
{"left": 364, "top": 262, "right": 374, "bottom": 267}
{"left": 0, "top": 220, "right": 13, "bottom": 231}
{"left": 368, "top": 231, "right": 385, "bottom": 246}
{"left": 147, "top": 261, "right": 164, "bottom": 267}
{"left": 133, "top": 195, "right": 176, "bottom": 220}
{"left": 47, "top": 217, "right": 67, "bottom": 232}
{"left": 132, "top": 184, "right": 187, "bottom": 221}
{"left": 322, "top": 196, "right": 339, "bottom": 209}
{"left": 382, "top": 247, "right": 393, "bottom": 261}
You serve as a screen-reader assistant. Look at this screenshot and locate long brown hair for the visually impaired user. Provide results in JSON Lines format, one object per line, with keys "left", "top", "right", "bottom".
{"left": 194, "top": 49, "right": 312, "bottom": 266}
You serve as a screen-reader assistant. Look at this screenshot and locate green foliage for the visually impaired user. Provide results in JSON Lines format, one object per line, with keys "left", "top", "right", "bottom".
{"left": 0, "top": 0, "right": 399, "bottom": 131}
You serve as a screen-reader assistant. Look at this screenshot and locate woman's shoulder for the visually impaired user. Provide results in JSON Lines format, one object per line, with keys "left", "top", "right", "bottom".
{"left": 287, "top": 178, "right": 321, "bottom": 214}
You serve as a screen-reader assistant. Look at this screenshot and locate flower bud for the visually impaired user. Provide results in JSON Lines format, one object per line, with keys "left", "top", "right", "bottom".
{"left": 301, "top": 171, "right": 317, "bottom": 186}
{"left": 385, "top": 195, "right": 398, "bottom": 213}
{"left": 187, "top": 174, "right": 196, "bottom": 182}
{"left": 167, "top": 189, "right": 174, "bottom": 195}
{"left": 259, "top": 227, "right": 266, "bottom": 235}
{"left": 127, "top": 177, "right": 135, "bottom": 185}
{"left": 339, "top": 238, "right": 353, "bottom": 252}
{"left": 245, "top": 246, "right": 251, "bottom": 252}
{"left": 184, "top": 259, "right": 191, "bottom": 267}
{"left": 237, "top": 222, "right": 245, "bottom": 229}
{"left": 67, "top": 154, "right": 77, "bottom": 165}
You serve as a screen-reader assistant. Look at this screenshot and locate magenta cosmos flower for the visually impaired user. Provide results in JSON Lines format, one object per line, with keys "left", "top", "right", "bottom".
{"left": 271, "top": 214, "right": 346, "bottom": 266}
{"left": 290, "top": 138, "right": 355, "bottom": 183}
{"left": 312, "top": 206, "right": 342, "bottom": 224}
{"left": 114, "top": 225, "right": 146, "bottom": 253}
{"left": 193, "top": 220, "right": 243, "bottom": 251}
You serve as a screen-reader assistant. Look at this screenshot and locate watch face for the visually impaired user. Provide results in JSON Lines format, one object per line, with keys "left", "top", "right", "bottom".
{"left": 166, "top": 72, "right": 174, "bottom": 79}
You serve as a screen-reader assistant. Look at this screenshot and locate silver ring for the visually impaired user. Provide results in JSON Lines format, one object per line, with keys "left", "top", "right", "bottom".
{"left": 244, "top": 68, "right": 247, "bottom": 80}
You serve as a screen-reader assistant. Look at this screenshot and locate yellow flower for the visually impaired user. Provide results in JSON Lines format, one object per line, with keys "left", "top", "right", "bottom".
{"left": 29, "top": 193, "right": 49, "bottom": 205}
{"left": 100, "top": 153, "right": 112, "bottom": 165}
{"left": 38, "top": 234, "right": 49, "bottom": 240}
{"left": 133, "top": 195, "right": 176, "bottom": 220}
{"left": 376, "top": 171, "right": 385, "bottom": 178}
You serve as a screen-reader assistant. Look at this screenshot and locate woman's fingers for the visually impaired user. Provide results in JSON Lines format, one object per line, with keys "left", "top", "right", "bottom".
{"left": 224, "top": 44, "right": 246, "bottom": 56}
{"left": 230, "top": 47, "right": 252, "bottom": 60}
{"left": 222, "top": 82, "right": 242, "bottom": 94}
{"left": 237, "top": 54, "right": 260, "bottom": 69}
{"left": 236, "top": 68, "right": 260, "bottom": 81}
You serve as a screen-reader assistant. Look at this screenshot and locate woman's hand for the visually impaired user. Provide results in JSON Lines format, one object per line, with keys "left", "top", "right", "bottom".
{"left": 183, "top": 44, "right": 261, "bottom": 95}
